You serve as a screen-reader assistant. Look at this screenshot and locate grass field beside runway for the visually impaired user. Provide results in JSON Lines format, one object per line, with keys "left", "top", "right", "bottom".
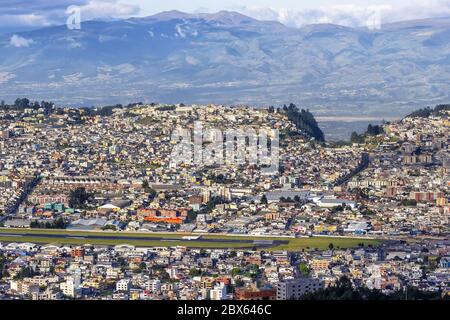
{"left": 271, "top": 237, "right": 380, "bottom": 251}
{"left": 0, "top": 228, "right": 381, "bottom": 251}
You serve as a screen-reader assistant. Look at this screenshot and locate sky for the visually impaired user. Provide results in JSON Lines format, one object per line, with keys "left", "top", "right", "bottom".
{"left": 2, "top": 0, "right": 450, "bottom": 33}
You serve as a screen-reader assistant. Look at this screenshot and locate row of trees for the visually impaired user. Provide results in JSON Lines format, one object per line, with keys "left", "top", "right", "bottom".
{"left": 300, "top": 276, "right": 446, "bottom": 300}
{"left": 0, "top": 254, "right": 8, "bottom": 279}
{"left": 13, "top": 266, "right": 38, "bottom": 280}
{"left": 207, "top": 173, "right": 229, "bottom": 184}
{"left": 79, "top": 102, "right": 143, "bottom": 117}
{"left": 30, "top": 217, "right": 66, "bottom": 229}
{"left": 142, "top": 180, "right": 157, "bottom": 200}
{"left": 350, "top": 124, "right": 384, "bottom": 143}
{"left": 0, "top": 98, "right": 54, "bottom": 112}
{"left": 69, "top": 187, "right": 92, "bottom": 209}
{"left": 407, "top": 104, "right": 450, "bottom": 118}
{"left": 334, "top": 153, "right": 370, "bottom": 186}
{"left": 205, "top": 196, "right": 226, "bottom": 214}
{"left": 399, "top": 199, "right": 417, "bottom": 207}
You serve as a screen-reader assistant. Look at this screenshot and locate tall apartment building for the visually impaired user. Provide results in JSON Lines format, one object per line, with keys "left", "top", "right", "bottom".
{"left": 60, "top": 273, "right": 81, "bottom": 298}
{"left": 276, "top": 278, "right": 323, "bottom": 300}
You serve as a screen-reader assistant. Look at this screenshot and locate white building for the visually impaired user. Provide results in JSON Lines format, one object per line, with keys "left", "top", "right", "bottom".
{"left": 315, "top": 197, "right": 356, "bottom": 209}
{"left": 10, "top": 280, "right": 39, "bottom": 295}
{"left": 60, "top": 273, "right": 81, "bottom": 298}
{"left": 116, "top": 279, "right": 131, "bottom": 292}
{"left": 146, "top": 279, "right": 161, "bottom": 293}
{"left": 276, "top": 278, "right": 323, "bottom": 300}
{"left": 210, "top": 283, "right": 227, "bottom": 300}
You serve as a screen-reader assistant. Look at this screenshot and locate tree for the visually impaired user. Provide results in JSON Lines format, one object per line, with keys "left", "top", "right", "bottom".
{"left": 0, "top": 254, "right": 5, "bottom": 280}
{"left": 284, "top": 104, "right": 325, "bottom": 142}
{"left": 231, "top": 268, "right": 243, "bottom": 277}
{"left": 139, "top": 262, "right": 147, "bottom": 271}
{"left": 102, "top": 224, "right": 117, "bottom": 231}
{"left": 186, "top": 211, "right": 197, "bottom": 223}
{"left": 14, "top": 266, "right": 37, "bottom": 280}
{"left": 142, "top": 180, "right": 157, "bottom": 199}
{"left": 14, "top": 98, "right": 30, "bottom": 109}
{"left": 159, "top": 271, "right": 171, "bottom": 282}
{"left": 54, "top": 217, "right": 66, "bottom": 229}
{"left": 350, "top": 132, "right": 364, "bottom": 144}
{"left": 234, "top": 279, "right": 245, "bottom": 287}
{"left": 366, "top": 124, "right": 383, "bottom": 136}
{"left": 328, "top": 243, "right": 334, "bottom": 250}
{"left": 205, "top": 196, "right": 225, "bottom": 213}
{"left": 117, "top": 257, "right": 128, "bottom": 268}
{"left": 260, "top": 194, "right": 268, "bottom": 205}
{"left": 189, "top": 268, "right": 202, "bottom": 277}
{"left": 407, "top": 104, "right": 450, "bottom": 118}
{"left": 301, "top": 276, "right": 445, "bottom": 300}
{"left": 69, "top": 187, "right": 91, "bottom": 209}
{"left": 148, "top": 188, "right": 157, "bottom": 201}
{"left": 49, "top": 266, "right": 55, "bottom": 275}
{"left": 299, "top": 263, "right": 310, "bottom": 276}
{"left": 400, "top": 199, "right": 417, "bottom": 207}
{"left": 30, "top": 218, "right": 66, "bottom": 229}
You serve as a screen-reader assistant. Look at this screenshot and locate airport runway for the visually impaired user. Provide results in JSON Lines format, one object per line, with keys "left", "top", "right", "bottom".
{"left": 0, "top": 232, "right": 289, "bottom": 248}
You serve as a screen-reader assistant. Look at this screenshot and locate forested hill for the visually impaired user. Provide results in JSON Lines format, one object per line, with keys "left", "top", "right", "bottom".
{"left": 406, "top": 104, "right": 450, "bottom": 118}
{"left": 283, "top": 103, "right": 325, "bottom": 142}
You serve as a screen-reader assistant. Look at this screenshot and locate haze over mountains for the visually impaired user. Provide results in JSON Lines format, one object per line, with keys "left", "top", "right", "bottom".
{"left": 1, "top": 10, "right": 450, "bottom": 117}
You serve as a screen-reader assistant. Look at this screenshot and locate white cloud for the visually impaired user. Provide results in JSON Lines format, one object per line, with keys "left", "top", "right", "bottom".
{"left": 72, "top": 0, "right": 141, "bottom": 20}
{"left": 3, "top": 0, "right": 450, "bottom": 33}
{"left": 232, "top": 5, "right": 390, "bottom": 28}
{"left": 230, "top": 1, "right": 450, "bottom": 28}
{"left": 9, "top": 13, "right": 51, "bottom": 26}
{"left": 383, "top": 0, "right": 450, "bottom": 23}
{"left": 186, "top": 56, "right": 201, "bottom": 65}
{"left": 0, "top": 72, "right": 15, "bottom": 84}
{"left": 63, "top": 72, "right": 83, "bottom": 83}
{"left": 0, "top": 13, "right": 52, "bottom": 31}
{"left": 10, "top": 34, "right": 34, "bottom": 47}
{"left": 0, "top": 0, "right": 141, "bottom": 32}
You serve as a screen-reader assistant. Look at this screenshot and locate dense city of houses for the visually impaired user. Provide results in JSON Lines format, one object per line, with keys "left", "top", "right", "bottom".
{"left": 0, "top": 240, "right": 449, "bottom": 300}
{"left": 0, "top": 102, "right": 449, "bottom": 299}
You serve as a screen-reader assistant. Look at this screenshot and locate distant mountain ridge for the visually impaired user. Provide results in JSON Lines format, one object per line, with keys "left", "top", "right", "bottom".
{"left": 140, "top": 10, "right": 258, "bottom": 24}
{"left": 1, "top": 11, "right": 450, "bottom": 117}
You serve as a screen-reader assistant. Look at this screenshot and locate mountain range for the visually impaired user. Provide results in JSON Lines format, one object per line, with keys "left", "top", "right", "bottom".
{"left": 1, "top": 10, "right": 450, "bottom": 117}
